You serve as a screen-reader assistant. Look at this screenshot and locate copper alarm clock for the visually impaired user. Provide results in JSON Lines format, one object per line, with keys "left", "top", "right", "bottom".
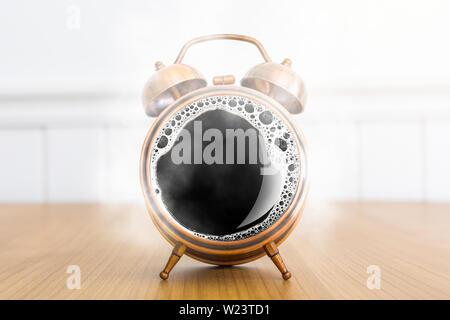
{"left": 140, "top": 34, "right": 308, "bottom": 280}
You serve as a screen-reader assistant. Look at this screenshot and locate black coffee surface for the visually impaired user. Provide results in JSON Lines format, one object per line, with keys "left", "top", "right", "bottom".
{"left": 156, "top": 110, "right": 277, "bottom": 236}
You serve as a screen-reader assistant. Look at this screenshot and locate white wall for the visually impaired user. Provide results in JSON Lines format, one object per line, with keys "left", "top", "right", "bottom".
{"left": 1, "top": 0, "right": 449, "bottom": 203}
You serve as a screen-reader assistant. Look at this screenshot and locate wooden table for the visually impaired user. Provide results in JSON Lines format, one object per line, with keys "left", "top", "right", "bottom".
{"left": 0, "top": 202, "right": 449, "bottom": 299}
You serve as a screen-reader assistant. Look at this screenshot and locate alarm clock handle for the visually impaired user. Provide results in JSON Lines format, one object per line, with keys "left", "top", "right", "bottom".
{"left": 174, "top": 34, "right": 272, "bottom": 64}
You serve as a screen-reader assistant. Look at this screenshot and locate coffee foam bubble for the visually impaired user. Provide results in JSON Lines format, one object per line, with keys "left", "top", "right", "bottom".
{"left": 149, "top": 95, "right": 301, "bottom": 241}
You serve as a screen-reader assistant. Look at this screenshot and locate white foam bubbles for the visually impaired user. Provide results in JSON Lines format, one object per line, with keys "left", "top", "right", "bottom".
{"left": 149, "top": 95, "right": 301, "bottom": 241}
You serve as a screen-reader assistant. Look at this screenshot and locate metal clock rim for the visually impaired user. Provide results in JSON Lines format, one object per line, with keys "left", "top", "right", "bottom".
{"left": 140, "top": 85, "right": 309, "bottom": 256}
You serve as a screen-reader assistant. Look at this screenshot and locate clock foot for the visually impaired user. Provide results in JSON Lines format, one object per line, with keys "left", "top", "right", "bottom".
{"left": 264, "top": 241, "right": 291, "bottom": 280}
{"left": 160, "top": 242, "right": 186, "bottom": 280}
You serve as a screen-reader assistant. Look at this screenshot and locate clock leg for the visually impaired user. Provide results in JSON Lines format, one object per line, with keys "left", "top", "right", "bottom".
{"left": 264, "top": 241, "right": 292, "bottom": 280}
{"left": 160, "top": 242, "right": 186, "bottom": 280}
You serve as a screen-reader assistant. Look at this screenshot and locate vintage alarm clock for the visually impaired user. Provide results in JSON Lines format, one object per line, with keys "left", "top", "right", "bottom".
{"left": 140, "top": 34, "right": 308, "bottom": 280}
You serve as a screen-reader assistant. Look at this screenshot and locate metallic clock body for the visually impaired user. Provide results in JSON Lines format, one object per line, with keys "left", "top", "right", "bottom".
{"left": 140, "top": 86, "right": 309, "bottom": 265}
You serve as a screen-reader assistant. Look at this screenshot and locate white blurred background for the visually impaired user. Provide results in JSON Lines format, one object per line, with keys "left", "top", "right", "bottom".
{"left": 1, "top": 0, "right": 449, "bottom": 203}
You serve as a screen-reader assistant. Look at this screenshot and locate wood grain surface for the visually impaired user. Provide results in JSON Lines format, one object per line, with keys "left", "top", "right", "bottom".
{"left": 0, "top": 202, "right": 449, "bottom": 299}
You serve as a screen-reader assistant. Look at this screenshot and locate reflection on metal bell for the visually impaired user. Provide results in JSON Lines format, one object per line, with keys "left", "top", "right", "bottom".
{"left": 241, "top": 58, "right": 307, "bottom": 114}
{"left": 142, "top": 62, "right": 207, "bottom": 117}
